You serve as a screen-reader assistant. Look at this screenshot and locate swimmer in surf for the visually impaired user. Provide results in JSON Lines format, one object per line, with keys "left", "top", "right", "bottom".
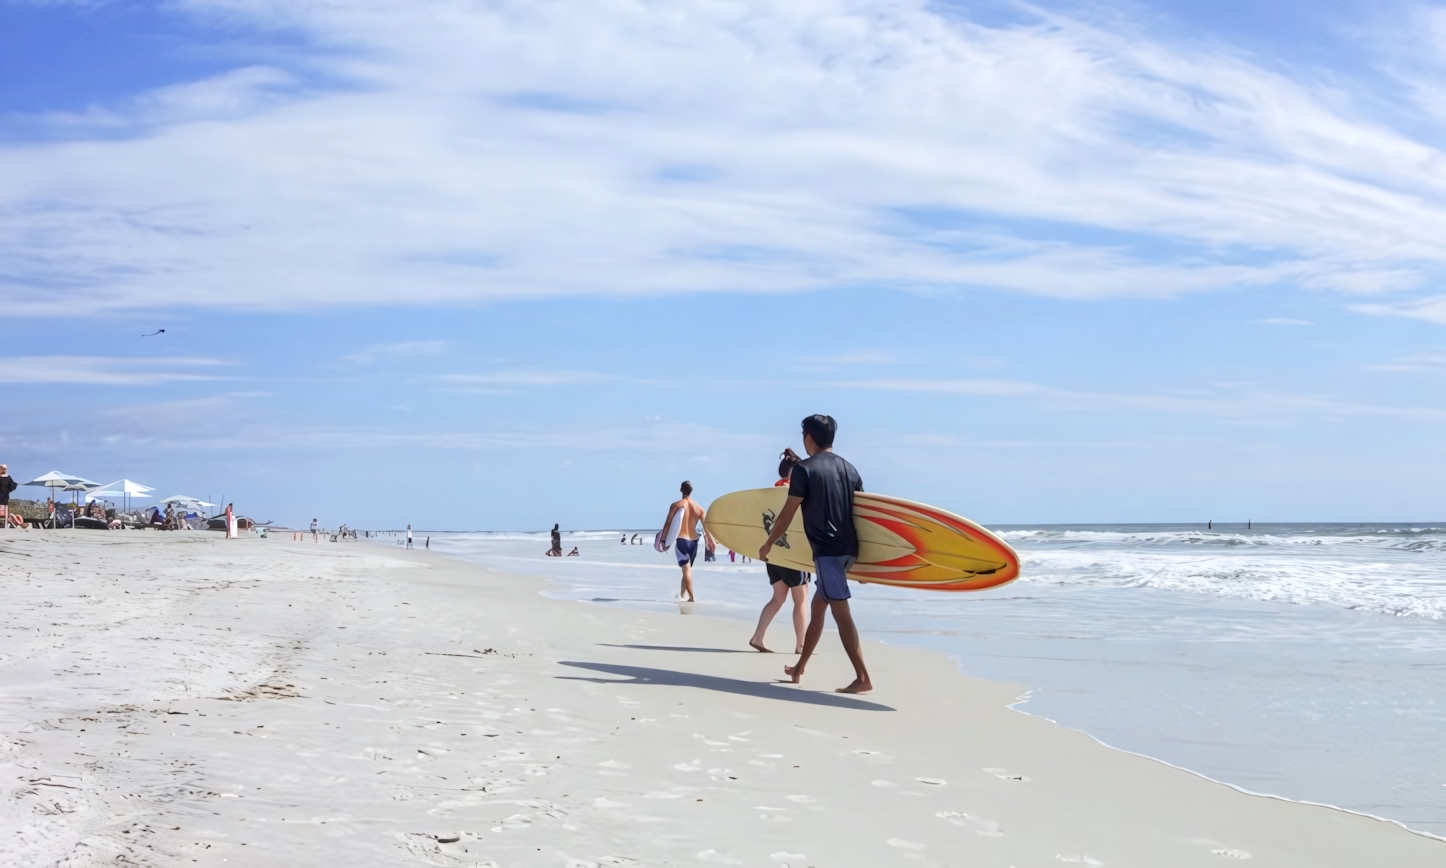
{"left": 661, "top": 480, "right": 715, "bottom": 602}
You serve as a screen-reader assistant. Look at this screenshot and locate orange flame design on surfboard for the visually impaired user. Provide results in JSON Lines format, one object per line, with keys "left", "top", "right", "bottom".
{"left": 850, "top": 493, "right": 1020, "bottom": 592}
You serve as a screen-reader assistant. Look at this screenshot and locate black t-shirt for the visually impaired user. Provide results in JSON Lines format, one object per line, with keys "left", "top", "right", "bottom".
{"left": 0, "top": 475, "right": 15, "bottom": 504}
{"left": 787, "top": 451, "right": 863, "bottom": 558}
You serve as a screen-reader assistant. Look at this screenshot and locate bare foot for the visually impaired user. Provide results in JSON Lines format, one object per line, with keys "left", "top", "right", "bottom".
{"left": 783, "top": 664, "right": 803, "bottom": 684}
{"left": 749, "top": 640, "right": 772, "bottom": 653}
{"left": 836, "top": 678, "right": 873, "bottom": 695}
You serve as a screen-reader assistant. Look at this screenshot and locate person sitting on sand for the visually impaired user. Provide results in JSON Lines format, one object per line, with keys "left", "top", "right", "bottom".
{"left": 760, "top": 414, "right": 872, "bottom": 695}
{"left": 749, "top": 448, "right": 811, "bottom": 654}
{"left": 660, "top": 481, "right": 715, "bottom": 603}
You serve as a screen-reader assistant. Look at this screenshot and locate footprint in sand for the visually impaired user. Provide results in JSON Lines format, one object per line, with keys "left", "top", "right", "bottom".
{"left": 769, "top": 852, "right": 805, "bottom": 865}
{"left": 887, "top": 838, "right": 926, "bottom": 850}
{"left": 748, "top": 759, "right": 776, "bottom": 768}
{"left": 593, "top": 797, "right": 627, "bottom": 809}
{"left": 871, "top": 779, "right": 899, "bottom": 788}
{"left": 674, "top": 761, "right": 703, "bottom": 772}
{"left": 1211, "top": 849, "right": 1251, "bottom": 859}
{"left": 1055, "top": 855, "right": 1104, "bottom": 865}
{"left": 915, "top": 777, "right": 946, "bottom": 786}
{"left": 936, "top": 810, "right": 1002, "bottom": 836}
{"left": 785, "top": 794, "right": 814, "bottom": 803}
{"left": 984, "top": 767, "right": 1030, "bottom": 781}
{"left": 696, "top": 849, "right": 743, "bottom": 864}
{"left": 492, "top": 814, "right": 533, "bottom": 832}
{"left": 599, "top": 760, "right": 631, "bottom": 770}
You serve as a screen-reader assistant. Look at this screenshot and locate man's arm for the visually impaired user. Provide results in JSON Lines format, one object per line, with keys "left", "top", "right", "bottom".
{"left": 698, "top": 505, "right": 716, "bottom": 550}
{"left": 758, "top": 496, "right": 803, "bottom": 561}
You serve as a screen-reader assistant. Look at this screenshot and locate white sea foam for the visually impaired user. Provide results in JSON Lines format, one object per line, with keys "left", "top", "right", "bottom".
{"left": 998, "top": 525, "right": 1446, "bottom": 620}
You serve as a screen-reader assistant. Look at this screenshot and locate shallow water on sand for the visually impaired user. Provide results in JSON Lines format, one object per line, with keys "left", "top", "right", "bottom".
{"left": 402, "top": 524, "right": 1446, "bottom": 838}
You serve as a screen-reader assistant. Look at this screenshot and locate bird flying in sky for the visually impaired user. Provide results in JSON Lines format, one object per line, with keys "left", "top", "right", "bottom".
{"left": 142, "top": 329, "right": 165, "bottom": 336}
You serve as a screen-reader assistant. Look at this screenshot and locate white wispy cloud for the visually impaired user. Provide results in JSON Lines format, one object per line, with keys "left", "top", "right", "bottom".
{"left": 839, "top": 378, "right": 1046, "bottom": 396}
{"left": 840, "top": 376, "right": 1446, "bottom": 423}
{"left": 435, "top": 370, "right": 613, "bottom": 390}
{"left": 5, "top": 2, "right": 1446, "bottom": 314}
{"left": 1367, "top": 351, "right": 1446, "bottom": 372}
{"left": 341, "top": 340, "right": 449, "bottom": 364}
{"left": 0, "top": 356, "right": 229, "bottom": 385}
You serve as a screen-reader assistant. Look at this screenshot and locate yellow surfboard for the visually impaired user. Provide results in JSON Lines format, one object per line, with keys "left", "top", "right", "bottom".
{"left": 704, "top": 488, "right": 1020, "bottom": 592}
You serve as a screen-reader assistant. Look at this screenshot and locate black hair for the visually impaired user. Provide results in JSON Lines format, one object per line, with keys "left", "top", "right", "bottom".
{"left": 801, "top": 414, "right": 837, "bottom": 449}
{"left": 680, "top": 480, "right": 693, "bottom": 496}
{"left": 778, "top": 447, "right": 801, "bottom": 480}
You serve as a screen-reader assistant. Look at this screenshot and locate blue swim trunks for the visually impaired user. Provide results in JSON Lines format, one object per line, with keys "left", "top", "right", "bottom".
{"left": 675, "top": 537, "right": 699, "bottom": 566}
{"left": 814, "top": 555, "right": 855, "bottom": 601}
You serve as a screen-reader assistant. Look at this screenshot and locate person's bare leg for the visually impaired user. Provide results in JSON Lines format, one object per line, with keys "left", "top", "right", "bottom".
{"left": 828, "top": 599, "right": 873, "bottom": 694}
{"left": 789, "top": 583, "right": 808, "bottom": 653}
{"left": 750, "top": 581, "right": 788, "bottom": 651}
{"left": 680, "top": 562, "right": 695, "bottom": 602}
{"left": 784, "top": 592, "right": 830, "bottom": 683}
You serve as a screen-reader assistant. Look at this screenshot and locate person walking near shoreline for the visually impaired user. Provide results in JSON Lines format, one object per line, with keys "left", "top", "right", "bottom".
{"left": 749, "top": 448, "right": 811, "bottom": 653}
{"left": 760, "top": 415, "right": 872, "bottom": 694}
{"left": 406, "top": 524, "right": 413, "bottom": 549}
{"left": 661, "top": 481, "right": 715, "bottom": 603}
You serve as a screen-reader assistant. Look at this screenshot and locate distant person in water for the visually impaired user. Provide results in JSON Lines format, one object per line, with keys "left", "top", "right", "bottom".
{"left": 750, "top": 447, "right": 811, "bottom": 654}
{"left": 550, "top": 523, "right": 562, "bottom": 556}
{"left": 661, "top": 481, "right": 715, "bottom": 603}
{"left": 760, "top": 415, "right": 872, "bottom": 694}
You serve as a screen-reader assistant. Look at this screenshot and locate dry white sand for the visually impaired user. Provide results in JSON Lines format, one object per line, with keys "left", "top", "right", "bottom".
{"left": 0, "top": 532, "right": 1441, "bottom": 867}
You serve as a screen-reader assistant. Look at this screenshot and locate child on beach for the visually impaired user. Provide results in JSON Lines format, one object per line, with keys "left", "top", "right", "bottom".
{"left": 759, "top": 415, "right": 872, "bottom": 694}
{"left": 749, "top": 448, "right": 811, "bottom": 654}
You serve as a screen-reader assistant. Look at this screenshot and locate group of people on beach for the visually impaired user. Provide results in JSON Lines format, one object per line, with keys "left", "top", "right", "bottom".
{"left": 658, "top": 414, "right": 872, "bottom": 695}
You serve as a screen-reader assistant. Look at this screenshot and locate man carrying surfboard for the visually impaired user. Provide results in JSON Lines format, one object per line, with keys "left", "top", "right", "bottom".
{"left": 661, "top": 481, "right": 715, "bottom": 603}
{"left": 759, "top": 414, "right": 873, "bottom": 694}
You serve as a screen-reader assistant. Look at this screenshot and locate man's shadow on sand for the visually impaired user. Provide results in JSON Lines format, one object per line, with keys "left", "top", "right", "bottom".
{"left": 557, "top": 661, "right": 894, "bottom": 712}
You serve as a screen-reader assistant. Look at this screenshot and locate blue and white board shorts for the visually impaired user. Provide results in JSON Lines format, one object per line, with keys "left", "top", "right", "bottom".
{"left": 814, "top": 555, "right": 855, "bottom": 601}
{"left": 676, "top": 538, "right": 699, "bottom": 566}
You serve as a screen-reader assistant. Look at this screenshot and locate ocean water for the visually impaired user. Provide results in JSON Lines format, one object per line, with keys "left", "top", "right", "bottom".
{"left": 394, "top": 523, "right": 1446, "bottom": 838}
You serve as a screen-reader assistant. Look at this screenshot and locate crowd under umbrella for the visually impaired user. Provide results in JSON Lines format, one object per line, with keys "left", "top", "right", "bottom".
{"left": 156, "top": 495, "right": 214, "bottom": 518}
{"left": 86, "top": 479, "right": 155, "bottom": 513}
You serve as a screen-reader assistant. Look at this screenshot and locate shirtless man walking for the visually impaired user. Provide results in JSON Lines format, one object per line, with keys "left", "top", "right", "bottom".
{"left": 661, "top": 481, "right": 716, "bottom": 602}
{"left": 759, "top": 414, "right": 872, "bottom": 694}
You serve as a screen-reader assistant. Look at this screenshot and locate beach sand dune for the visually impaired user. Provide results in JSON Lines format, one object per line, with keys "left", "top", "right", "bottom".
{"left": 0, "top": 533, "right": 1440, "bottom": 866}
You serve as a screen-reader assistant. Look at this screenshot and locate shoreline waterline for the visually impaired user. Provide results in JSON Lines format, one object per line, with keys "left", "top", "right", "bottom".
{"left": 414, "top": 523, "right": 1446, "bottom": 839}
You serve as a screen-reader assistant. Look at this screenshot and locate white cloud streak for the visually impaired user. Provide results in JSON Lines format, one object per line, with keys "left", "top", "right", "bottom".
{"left": 341, "top": 340, "right": 449, "bottom": 364}
{"left": 841, "top": 376, "right": 1446, "bottom": 423}
{"left": 5, "top": 1, "right": 1446, "bottom": 314}
{"left": 0, "top": 356, "right": 229, "bottom": 385}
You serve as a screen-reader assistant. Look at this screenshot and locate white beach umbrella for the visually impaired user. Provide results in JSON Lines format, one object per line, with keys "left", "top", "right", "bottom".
{"left": 86, "top": 479, "right": 154, "bottom": 511}
{"left": 61, "top": 477, "right": 100, "bottom": 505}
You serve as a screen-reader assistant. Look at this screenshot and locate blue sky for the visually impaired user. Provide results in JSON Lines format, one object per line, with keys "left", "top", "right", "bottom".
{"left": 6, "top": 0, "right": 1446, "bottom": 529}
